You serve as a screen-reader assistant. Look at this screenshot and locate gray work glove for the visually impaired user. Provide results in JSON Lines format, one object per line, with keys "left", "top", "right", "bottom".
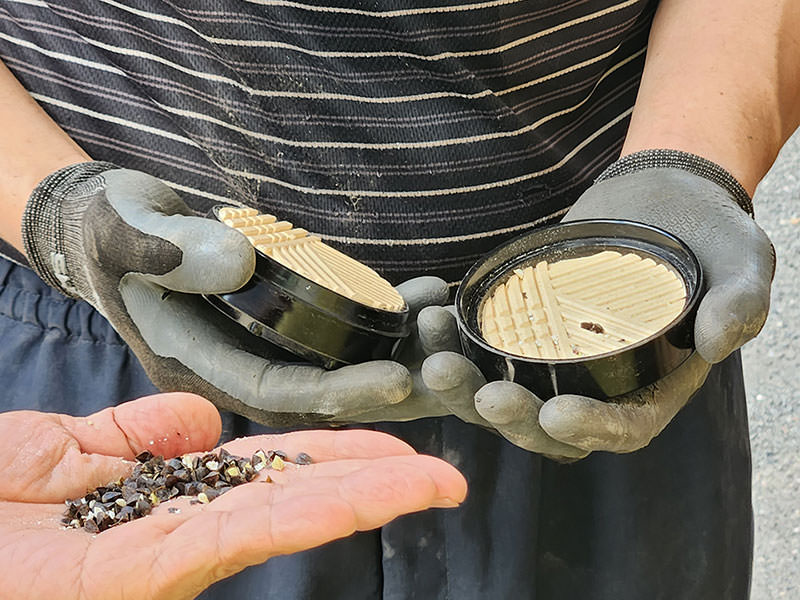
{"left": 21, "top": 163, "right": 480, "bottom": 427}
{"left": 346, "top": 302, "right": 587, "bottom": 460}
{"left": 473, "top": 149, "right": 774, "bottom": 456}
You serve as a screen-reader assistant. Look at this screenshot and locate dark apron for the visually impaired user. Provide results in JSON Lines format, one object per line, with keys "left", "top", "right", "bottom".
{"left": 0, "top": 257, "right": 752, "bottom": 599}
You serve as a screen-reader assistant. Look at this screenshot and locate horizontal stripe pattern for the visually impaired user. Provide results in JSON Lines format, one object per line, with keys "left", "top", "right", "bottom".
{"left": 1, "top": 0, "right": 653, "bottom": 284}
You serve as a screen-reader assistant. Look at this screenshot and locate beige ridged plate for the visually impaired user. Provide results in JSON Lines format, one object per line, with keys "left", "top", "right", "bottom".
{"left": 218, "top": 207, "right": 405, "bottom": 312}
{"left": 480, "top": 250, "right": 687, "bottom": 360}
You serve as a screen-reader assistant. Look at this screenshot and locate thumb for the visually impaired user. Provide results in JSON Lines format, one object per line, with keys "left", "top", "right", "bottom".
{"left": 691, "top": 210, "right": 774, "bottom": 363}
{"left": 695, "top": 277, "right": 771, "bottom": 363}
{"left": 62, "top": 392, "right": 223, "bottom": 459}
{"left": 539, "top": 353, "right": 711, "bottom": 452}
{"left": 33, "top": 393, "right": 224, "bottom": 501}
{"left": 100, "top": 169, "right": 255, "bottom": 293}
{"left": 395, "top": 276, "right": 450, "bottom": 319}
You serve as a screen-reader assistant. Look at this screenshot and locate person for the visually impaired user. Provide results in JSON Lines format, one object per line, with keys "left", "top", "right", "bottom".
{"left": 0, "top": 0, "right": 796, "bottom": 597}
{"left": 0, "top": 391, "right": 466, "bottom": 600}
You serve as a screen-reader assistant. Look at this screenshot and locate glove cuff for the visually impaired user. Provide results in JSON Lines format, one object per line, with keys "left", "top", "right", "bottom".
{"left": 21, "top": 161, "right": 119, "bottom": 298}
{"left": 596, "top": 149, "right": 754, "bottom": 217}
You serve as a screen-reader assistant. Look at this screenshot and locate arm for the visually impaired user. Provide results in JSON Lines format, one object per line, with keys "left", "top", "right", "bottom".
{"left": 622, "top": 0, "right": 800, "bottom": 195}
{"left": 0, "top": 61, "right": 88, "bottom": 252}
{"left": 0, "top": 59, "right": 494, "bottom": 436}
{"left": 477, "top": 0, "right": 798, "bottom": 455}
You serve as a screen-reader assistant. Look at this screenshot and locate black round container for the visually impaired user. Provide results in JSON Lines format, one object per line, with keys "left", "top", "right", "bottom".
{"left": 204, "top": 207, "right": 409, "bottom": 369}
{"left": 456, "top": 220, "right": 703, "bottom": 399}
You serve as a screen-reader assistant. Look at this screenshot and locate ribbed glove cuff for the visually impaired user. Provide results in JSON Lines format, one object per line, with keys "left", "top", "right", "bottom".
{"left": 596, "top": 149, "right": 754, "bottom": 217}
{"left": 21, "top": 161, "right": 119, "bottom": 298}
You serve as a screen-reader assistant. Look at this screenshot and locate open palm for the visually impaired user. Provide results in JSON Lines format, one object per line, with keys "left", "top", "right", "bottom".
{"left": 0, "top": 393, "right": 466, "bottom": 600}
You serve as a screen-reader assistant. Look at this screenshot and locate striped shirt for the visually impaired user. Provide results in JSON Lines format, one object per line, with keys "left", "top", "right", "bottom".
{"left": 0, "top": 0, "right": 654, "bottom": 285}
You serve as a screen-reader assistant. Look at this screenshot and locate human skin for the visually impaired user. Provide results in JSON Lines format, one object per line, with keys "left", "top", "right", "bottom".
{"left": 620, "top": 0, "right": 800, "bottom": 194}
{"left": 0, "top": 393, "right": 467, "bottom": 600}
{"left": 2, "top": 0, "right": 799, "bottom": 251}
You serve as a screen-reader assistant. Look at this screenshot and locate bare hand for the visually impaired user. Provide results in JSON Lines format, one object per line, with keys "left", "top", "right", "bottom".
{"left": 0, "top": 393, "right": 466, "bottom": 600}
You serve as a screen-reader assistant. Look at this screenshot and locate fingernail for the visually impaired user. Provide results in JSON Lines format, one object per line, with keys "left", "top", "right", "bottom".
{"left": 431, "top": 497, "right": 461, "bottom": 508}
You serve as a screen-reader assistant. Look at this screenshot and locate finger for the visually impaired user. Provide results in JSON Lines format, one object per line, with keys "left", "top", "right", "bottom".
{"left": 692, "top": 214, "right": 774, "bottom": 363}
{"left": 103, "top": 170, "right": 255, "bottom": 294}
{"left": 219, "top": 429, "right": 418, "bottom": 463}
{"left": 121, "top": 280, "right": 413, "bottom": 417}
{"left": 340, "top": 369, "right": 452, "bottom": 422}
{"left": 46, "top": 394, "right": 221, "bottom": 499}
{"left": 695, "top": 279, "right": 771, "bottom": 363}
{"left": 62, "top": 393, "right": 222, "bottom": 460}
{"left": 475, "top": 381, "right": 588, "bottom": 459}
{"left": 418, "top": 306, "right": 462, "bottom": 355}
{"left": 200, "top": 454, "right": 467, "bottom": 514}
{"left": 421, "top": 352, "right": 488, "bottom": 425}
{"left": 395, "top": 276, "right": 449, "bottom": 319}
{"left": 539, "top": 354, "right": 712, "bottom": 452}
{"left": 116, "top": 455, "right": 466, "bottom": 596}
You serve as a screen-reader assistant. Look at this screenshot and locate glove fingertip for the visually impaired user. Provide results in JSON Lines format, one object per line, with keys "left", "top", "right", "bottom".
{"left": 473, "top": 381, "right": 533, "bottom": 425}
{"left": 420, "top": 352, "right": 482, "bottom": 392}
{"left": 172, "top": 218, "right": 256, "bottom": 292}
{"left": 694, "top": 286, "right": 766, "bottom": 363}
{"left": 395, "top": 276, "right": 449, "bottom": 315}
{"left": 418, "top": 306, "right": 461, "bottom": 355}
{"left": 537, "top": 395, "right": 598, "bottom": 445}
{"left": 349, "top": 360, "right": 413, "bottom": 406}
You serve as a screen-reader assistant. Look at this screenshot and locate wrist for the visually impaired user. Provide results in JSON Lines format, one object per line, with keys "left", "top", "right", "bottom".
{"left": 596, "top": 149, "right": 754, "bottom": 217}
{"left": 22, "top": 161, "right": 119, "bottom": 298}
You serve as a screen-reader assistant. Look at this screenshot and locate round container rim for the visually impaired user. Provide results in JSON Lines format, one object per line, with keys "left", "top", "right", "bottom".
{"left": 455, "top": 218, "right": 703, "bottom": 366}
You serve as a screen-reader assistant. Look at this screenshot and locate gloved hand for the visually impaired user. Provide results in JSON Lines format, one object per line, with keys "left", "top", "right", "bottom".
{"left": 360, "top": 303, "right": 589, "bottom": 460}
{"left": 472, "top": 149, "right": 775, "bottom": 456}
{"left": 21, "top": 163, "right": 479, "bottom": 427}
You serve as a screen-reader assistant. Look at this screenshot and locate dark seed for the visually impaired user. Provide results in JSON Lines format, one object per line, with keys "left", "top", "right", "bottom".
{"left": 135, "top": 497, "right": 152, "bottom": 515}
{"left": 203, "top": 488, "right": 223, "bottom": 501}
{"left": 200, "top": 453, "right": 217, "bottom": 465}
{"left": 117, "top": 506, "right": 135, "bottom": 523}
{"left": 122, "top": 487, "right": 141, "bottom": 504}
{"left": 64, "top": 447, "right": 301, "bottom": 532}
{"left": 97, "top": 513, "right": 114, "bottom": 531}
{"left": 83, "top": 518, "right": 99, "bottom": 534}
{"left": 295, "top": 453, "right": 313, "bottom": 465}
{"left": 184, "top": 481, "right": 207, "bottom": 496}
{"left": 135, "top": 450, "right": 154, "bottom": 463}
{"left": 101, "top": 491, "right": 122, "bottom": 503}
{"left": 201, "top": 472, "right": 220, "bottom": 486}
{"left": 165, "top": 458, "right": 183, "bottom": 472}
{"left": 267, "top": 450, "right": 287, "bottom": 462}
{"left": 580, "top": 321, "right": 605, "bottom": 334}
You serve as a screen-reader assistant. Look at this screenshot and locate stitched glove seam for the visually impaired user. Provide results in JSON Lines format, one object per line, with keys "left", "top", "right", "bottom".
{"left": 595, "top": 149, "right": 754, "bottom": 217}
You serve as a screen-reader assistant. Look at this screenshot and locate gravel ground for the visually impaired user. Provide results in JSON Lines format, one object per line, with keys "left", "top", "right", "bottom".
{"left": 743, "top": 128, "right": 800, "bottom": 599}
